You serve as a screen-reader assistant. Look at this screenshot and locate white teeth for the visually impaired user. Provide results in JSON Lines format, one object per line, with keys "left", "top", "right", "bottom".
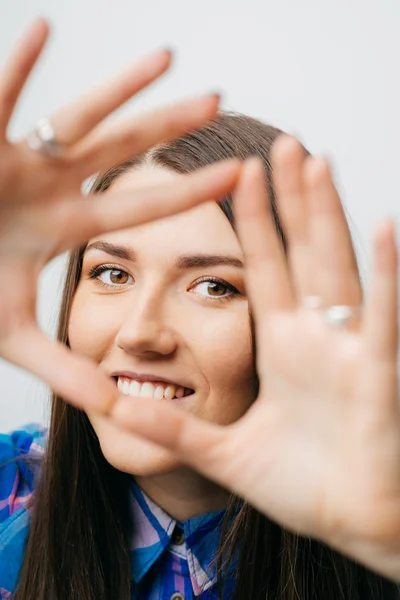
{"left": 140, "top": 382, "right": 155, "bottom": 398}
{"left": 164, "top": 385, "right": 176, "bottom": 400}
{"left": 129, "top": 380, "right": 141, "bottom": 397}
{"left": 116, "top": 377, "right": 189, "bottom": 400}
{"left": 154, "top": 385, "right": 164, "bottom": 400}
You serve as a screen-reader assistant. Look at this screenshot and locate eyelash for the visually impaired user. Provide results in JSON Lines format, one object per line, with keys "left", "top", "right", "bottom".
{"left": 86, "top": 263, "right": 240, "bottom": 303}
{"left": 189, "top": 275, "right": 240, "bottom": 302}
{"left": 87, "top": 263, "right": 131, "bottom": 286}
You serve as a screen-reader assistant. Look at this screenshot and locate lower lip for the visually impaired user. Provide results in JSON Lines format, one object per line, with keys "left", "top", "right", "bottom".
{"left": 125, "top": 392, "right": 195, "bottom": 405}
{"left": 170, "top": 392, "right": 195, "bottom": 405}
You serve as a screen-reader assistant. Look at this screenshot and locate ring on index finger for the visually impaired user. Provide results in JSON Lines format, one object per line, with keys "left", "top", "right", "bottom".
{"left": 26, "top": 117, "right": 65, "bottom": 157}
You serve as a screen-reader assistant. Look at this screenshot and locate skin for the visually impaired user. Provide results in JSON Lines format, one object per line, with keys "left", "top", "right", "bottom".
{"left": 68, "top": 165, "right": 256, "bottom": 520}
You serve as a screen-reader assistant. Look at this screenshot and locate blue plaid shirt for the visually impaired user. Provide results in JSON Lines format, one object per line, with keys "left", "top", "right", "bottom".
{"left": 0, "top": 425, "right": 236, "bottom": 599}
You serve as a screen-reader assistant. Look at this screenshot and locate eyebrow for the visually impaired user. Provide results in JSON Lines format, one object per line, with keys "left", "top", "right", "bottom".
{"left": 84, "top": 241, "right": 244, "bottom": 269}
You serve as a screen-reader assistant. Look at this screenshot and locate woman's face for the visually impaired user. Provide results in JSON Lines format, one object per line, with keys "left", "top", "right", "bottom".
{"left": 68, "top": 165, "right": 255, "bottom": 476}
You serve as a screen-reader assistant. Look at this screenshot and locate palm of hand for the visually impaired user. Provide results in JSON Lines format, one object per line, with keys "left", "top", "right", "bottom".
{"left": 112, "top": 138, "right": 399, "bottom": 578}
{"left": 205, "top": 148, "right": 399, "bottom": 572}
{"left": 226, "top": 310, "right": 400, "bottom": 546}
{"left": 0, "top": 144, "right": 77, "bottom": 340}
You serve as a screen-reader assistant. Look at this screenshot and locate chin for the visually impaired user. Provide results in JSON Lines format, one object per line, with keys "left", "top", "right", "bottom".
{"left": 91, "top": 415, "right": 184, "bottom": 476}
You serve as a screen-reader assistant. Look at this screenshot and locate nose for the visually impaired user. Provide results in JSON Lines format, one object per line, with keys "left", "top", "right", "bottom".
{"left": 115, "top": 290, "right": 177, "bottom": 358}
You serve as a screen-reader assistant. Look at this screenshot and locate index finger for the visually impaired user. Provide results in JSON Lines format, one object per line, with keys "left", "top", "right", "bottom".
{"left": 49, "top": 48, "right": 172, "bottom": 146}
{"left": 233, "top": 157, "right": 294, "bottom": 320}
{"left": 53, "top": 159, "right": 243, "bottom": 253}
{"left": 0, "top": 19, "right": 49, "bottom": 137}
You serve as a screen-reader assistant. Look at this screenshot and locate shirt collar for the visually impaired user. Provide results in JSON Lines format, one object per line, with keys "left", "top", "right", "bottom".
{"left": 129, "top": 480, "right": 230, "bottom": 594}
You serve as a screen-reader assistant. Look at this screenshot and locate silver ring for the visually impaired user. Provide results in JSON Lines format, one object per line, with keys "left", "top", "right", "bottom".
{"left": 26, "top": 117, "right": 64, "bottom": 157}
{"left": 322, "top": 305, "right": 362, "bottom": 328}
{"left": 302, "top": 295, "right": 362, "bottom": 327}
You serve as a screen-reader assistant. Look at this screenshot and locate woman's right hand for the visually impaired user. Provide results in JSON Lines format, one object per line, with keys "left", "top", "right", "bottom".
{"left": 0, "top": 19, "right": 241, "bottom": 415}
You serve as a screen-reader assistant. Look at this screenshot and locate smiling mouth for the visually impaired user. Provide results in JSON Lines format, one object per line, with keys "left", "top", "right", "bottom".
{"left": 112, "top": 376, "right": 195, "bottom": 401}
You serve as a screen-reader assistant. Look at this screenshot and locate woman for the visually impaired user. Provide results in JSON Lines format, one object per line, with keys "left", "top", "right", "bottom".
{"left": 1, "top": 19, "right": 399, "bottom": 600}
{"left": 0, "top": 19, "right": 240, "bottom": 599}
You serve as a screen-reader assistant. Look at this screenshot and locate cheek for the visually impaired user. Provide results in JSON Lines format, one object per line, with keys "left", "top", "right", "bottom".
{"left": 68, "top": 291, "right": 119, "bottom": 360}
{"left": 210, "top": 324, "right": 252, "bottom": 380}
{"left": 193, "top": 309, "right": 255, "bottom": 422}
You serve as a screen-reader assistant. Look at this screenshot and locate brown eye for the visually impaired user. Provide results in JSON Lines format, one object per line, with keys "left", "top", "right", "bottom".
{"left": 87, "top": 265, "right": 133, "bottom": 287}
{"left": 190, "top": 278, "right": 237, "bottom": 300}
{"left": 207, "top": 281, "right": 227, "bottom": 296}
{"left": 108, "top": 269, "right": 129, "bottom": 284}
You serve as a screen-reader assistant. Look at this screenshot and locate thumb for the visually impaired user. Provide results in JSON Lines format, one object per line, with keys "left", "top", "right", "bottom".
{"left": 3, "top": 323, "right": 118, "bottom": 413}
{"left": 111, "top": 396, "right": 231, "bottom": 477}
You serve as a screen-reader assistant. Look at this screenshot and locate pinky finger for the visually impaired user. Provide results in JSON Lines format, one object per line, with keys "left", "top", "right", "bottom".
{"left": 0, "top": 19, "right": 49, "bottom": 137}
{"left": 363, "top": 219, "right": 399, "bottom": 361}
{"left": 3, "top": 323, "right": 119, "bottom": 413}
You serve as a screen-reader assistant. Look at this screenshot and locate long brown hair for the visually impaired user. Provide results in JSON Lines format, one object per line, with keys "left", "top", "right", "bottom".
{"left": 14, "top": 113, "right": 400, "bottom": 599}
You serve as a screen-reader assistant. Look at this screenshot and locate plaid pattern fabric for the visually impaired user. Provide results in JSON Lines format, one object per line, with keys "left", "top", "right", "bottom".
{"left": 0, "top": 426, "right": 236, "bottom": 599}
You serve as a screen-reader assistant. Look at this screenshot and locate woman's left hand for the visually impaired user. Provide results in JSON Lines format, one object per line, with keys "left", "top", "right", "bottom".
{"left": 111, "top": 136, "right": 400, "bottom": 581}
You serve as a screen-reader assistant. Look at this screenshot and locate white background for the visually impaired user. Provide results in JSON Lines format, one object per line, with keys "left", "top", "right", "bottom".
{"left": 1, "top": 0, "right": 399, "bottom": 432}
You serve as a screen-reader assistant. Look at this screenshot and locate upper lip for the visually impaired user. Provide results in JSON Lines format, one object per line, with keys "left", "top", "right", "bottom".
{"left": 110, "top": 370, "right": 195, "bottom": 391}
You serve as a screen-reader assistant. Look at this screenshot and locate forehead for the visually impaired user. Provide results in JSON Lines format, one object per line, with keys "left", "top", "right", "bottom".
{"left": 89, "top": 165, "right": 243, "bottom": 259}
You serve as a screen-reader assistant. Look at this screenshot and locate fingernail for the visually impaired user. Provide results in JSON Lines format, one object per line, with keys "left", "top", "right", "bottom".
{"left": 210, "top": 92, "right": 223, "bottom": 103}
{"left": 161, "top": 47, "right": 174, "bottom": 59}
